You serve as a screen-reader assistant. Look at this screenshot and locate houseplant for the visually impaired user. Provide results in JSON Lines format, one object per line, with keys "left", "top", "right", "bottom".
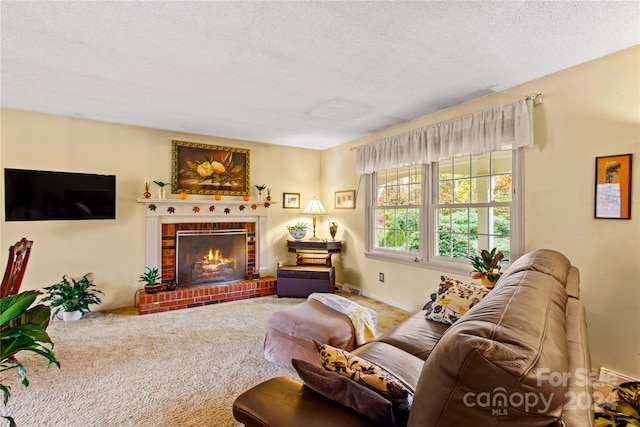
{"left": 153, "top": 181, "right": 169, "bottom": 199}
{"left": 466, "top": 248, "right": 505, "bottom": 287}
{"left": 42, "top": 273, "right": 104, "bottom": 321}
{"left": 287, "top": 222, "right": 309, "bottom": 240}
{"left": 139, "top": 267, "right": 162, "bottom": 293}
{"left": 1, "top": 290, "right": 59, "bottom": 427}
{"left": 255, "top": 184, "right": 267, "bottom": 202}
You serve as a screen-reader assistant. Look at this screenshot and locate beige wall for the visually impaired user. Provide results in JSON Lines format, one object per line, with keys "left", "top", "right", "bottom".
{"left": 323, "top": 46, "right": 640, "bottom": 378}
{"left": 0, "top": 110, "right": 322, "bottom": 309}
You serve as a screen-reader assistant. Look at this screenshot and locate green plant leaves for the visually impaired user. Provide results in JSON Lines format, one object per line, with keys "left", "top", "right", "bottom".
{"left": 41, "top": 273, "right": 103, "bottom": 317}
{"left": 1, "top": 290, "right": 60, "bottom": 420}
{"left": 138, "top": 267, "right": 160, "bottom": 285}
{"left": 465, "top": 248, "right": 505, "bottom": 282}
{"left": 0, "top": 291, "right": 40, "bottom": 326}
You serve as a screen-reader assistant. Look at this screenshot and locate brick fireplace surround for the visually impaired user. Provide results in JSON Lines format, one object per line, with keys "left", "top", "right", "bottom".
{"left": 137, "top": 198, "right": 275, "bottom": 315}
{"left": 138, "top": 277, "right": 277, "bottom": 315}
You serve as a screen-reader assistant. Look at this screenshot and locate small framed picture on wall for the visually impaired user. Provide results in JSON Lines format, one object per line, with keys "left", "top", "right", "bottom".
{"left": 594, "top": 153, "right": 632, "bottom": 219}
{"left": 335, "top": 190, "right": 356, "bottom": 209}
{"left": 283, "top": 192, "right": 301, "bottom": 209}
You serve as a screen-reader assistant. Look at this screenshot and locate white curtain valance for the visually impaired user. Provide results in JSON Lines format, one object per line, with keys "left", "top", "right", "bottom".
{"left": 354, "top": 97, "right": 534, "bottom": 174}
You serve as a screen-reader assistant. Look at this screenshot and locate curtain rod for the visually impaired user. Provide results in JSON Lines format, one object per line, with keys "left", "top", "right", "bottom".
{"left": 349, "top": 94, "right": 543, "bottom": 151}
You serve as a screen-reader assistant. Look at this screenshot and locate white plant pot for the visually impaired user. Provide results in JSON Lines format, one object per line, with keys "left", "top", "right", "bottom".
{"left": 62, "top": 310, "right": 82, "bottom": 322}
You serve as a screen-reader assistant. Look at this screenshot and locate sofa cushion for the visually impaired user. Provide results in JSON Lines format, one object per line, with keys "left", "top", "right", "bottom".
{"left": 312, "top": 340, "right": 412, "bottom": 411}
{"left": 291, "top": 358, "right": 395, "bottom": 425}
{"left": 566, "top": 266, "right": 580, "bottom": 299}
{"left": 352, "top": 341, "right": 425, "bottom": 393}
{"left": 376, "top": 310, "right": 448, "bottom": 360}
{"left": 499, "top": 249, "right": 572, "bottom": 286}
{"left": 425, "top": 276, "right": 490, "bottom": 325}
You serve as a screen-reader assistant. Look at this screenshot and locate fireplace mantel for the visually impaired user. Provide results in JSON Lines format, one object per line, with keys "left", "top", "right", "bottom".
{"left": 137, "top": 198, "right": 269, "bottom": 276}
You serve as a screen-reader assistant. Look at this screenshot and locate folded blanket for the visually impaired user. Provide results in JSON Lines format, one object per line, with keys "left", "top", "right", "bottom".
{"left": 308, "top": 293, "right": 378, "bottom": 345}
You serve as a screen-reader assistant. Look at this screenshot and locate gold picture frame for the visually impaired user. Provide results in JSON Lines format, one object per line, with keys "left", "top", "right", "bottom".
{"left": 335, "top": 189, "right": 356, "bottom": 209}
{"left": 171, "top": 140, "right": 250, "bottom": 195}
{"left": 282, "top": 192, "right": 301, "bottom": 209}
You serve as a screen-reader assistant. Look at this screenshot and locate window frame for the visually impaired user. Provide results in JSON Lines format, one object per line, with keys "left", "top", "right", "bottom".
{"left": 364, "top": 149, "right": 523, "bottom": 274}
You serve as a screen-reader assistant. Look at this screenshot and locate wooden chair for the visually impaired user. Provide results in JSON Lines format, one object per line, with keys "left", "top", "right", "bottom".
{"left": 1, "top": 238, "right": 33, "bottom": 298}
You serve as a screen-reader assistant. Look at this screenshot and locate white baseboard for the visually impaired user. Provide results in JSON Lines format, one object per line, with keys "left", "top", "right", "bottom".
{"left": 599, "top": 367, "right": 638, "bottom": 385}
{"left": 361, "top": 291, "right": 418, "bottom": 313}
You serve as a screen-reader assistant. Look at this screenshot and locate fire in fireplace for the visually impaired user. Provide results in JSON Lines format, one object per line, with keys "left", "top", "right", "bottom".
{"left": 176, "top": 230, "right": 248, "bottom": 285}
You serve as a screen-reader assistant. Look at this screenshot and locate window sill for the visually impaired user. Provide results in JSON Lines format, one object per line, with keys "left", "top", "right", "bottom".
{"left": 363, "top": 251, "right": 472, "bottom": 276}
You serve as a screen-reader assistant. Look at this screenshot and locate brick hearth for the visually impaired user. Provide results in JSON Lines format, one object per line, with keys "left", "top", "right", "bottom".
{"left": 138, "top": 276, "right": 277, "bottom": 315}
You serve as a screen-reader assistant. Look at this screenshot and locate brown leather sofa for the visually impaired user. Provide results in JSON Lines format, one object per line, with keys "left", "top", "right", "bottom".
{"left": 233, "top": 249, "right": 594, "bottom": 427}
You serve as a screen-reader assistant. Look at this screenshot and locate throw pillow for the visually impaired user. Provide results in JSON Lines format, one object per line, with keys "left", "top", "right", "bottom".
{"left": 312, "top": 340, "right": 412, "bottom": 411}
{"left": 291, "top": 358, "right": 395, "bottom": 425}
{"left": 425, "top": 276, "right": 490, "bottom": 325}
{"left": 422, "top": 292, "right": 438, "bottom": 310}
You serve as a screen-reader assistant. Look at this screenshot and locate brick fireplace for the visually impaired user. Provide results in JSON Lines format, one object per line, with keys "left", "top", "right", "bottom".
{"left": 137, "top": 198, "right": 276, "bottom": 314}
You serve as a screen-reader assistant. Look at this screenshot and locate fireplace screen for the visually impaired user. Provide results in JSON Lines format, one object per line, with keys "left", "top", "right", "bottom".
{"left": 176, "top": 230, "right": 248, "bottom": 285}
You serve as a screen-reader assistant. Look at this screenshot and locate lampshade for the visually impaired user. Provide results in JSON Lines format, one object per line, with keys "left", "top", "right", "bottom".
{"left": 302, "top": 198, "right": 326, "bottom": 240}
{"left": 302, "top": 198, "right": 327, "bottom": 216}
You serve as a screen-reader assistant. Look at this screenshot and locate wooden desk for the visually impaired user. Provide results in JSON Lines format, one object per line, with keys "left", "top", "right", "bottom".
{"left": 287, "top": 240, "right": 342, "bottom": 266}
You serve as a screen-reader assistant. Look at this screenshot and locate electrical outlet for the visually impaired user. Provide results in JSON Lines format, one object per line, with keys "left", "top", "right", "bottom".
{"left": 379, "top": 272, "right": 384, "bottom": 282}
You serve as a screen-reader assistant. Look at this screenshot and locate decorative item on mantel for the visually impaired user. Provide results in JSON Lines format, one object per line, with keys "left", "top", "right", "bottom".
{"left": 143, "top": 182, "right": 151, "bottom": 199}
{"left": 192, "top": 206, "right": 200, "bottom": 213}
{"left": 255, "top": 184, "right": 267, "bottom": 202}
{"left": 209, "top": 205, "right": 215, "bottom": 212}
{"left": 172, "top": 140, "right": 249, "bottom": 196}
{"left": 179, "top": 191, "right": 188, "bottom": 200}
{"left": 154, "top": 181, "right": 169, "bottom": 199}
{"left": 466, "top": 248, "right": 505, "bottom": 287}
{"left": 266, "top": 188, "right": 272, "bottom": 202}
{"left": 214, "top": 193, "right": 222, "bottom": 201}
{"left": 243, "top": 194, "right": 250, "bottom": 201}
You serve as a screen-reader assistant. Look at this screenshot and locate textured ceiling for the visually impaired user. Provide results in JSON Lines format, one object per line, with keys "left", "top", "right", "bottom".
{"left": 1, "top": 1, "right": 638, "bottom": 150}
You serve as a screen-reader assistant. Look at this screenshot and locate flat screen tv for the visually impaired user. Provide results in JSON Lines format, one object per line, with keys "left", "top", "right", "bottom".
{"left": 4, "top": 168, "right": 116, "bottom": 221}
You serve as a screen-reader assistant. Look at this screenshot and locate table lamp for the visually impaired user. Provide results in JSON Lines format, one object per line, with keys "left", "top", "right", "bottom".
{"left": 302, "top": 197, "right": 327, "bottom": 241}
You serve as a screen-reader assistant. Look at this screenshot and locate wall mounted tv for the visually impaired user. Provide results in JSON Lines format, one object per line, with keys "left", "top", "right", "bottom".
{"left": 4, "top": 168, "right": 116, "bottom": 221}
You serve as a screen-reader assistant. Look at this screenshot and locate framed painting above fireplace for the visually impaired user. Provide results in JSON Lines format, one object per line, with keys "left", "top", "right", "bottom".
{"left": 171, "top": 140, "right": 250, "bottom": 196}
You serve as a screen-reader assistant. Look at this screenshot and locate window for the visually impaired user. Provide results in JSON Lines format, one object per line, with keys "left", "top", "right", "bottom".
{"left": 372, "top": 164, "right": 423, "bottom": 254}
{"left": 366, "top": 150, "right": 521, "bottom": 270}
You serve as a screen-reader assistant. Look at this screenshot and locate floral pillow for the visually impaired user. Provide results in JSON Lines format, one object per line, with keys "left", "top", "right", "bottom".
{"left": 312, "top": 340, "right": 412, "bottom": 411}
{"left": 425, "top": 276, "right": 490, "bottom": 325}
{"left": 291, "top": 358, "right": 395, "bottom": 425}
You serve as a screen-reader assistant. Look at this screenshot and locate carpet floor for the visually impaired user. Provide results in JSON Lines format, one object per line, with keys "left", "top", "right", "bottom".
{"left": 1, "top": 294, "right": 412, "bottom": 427}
